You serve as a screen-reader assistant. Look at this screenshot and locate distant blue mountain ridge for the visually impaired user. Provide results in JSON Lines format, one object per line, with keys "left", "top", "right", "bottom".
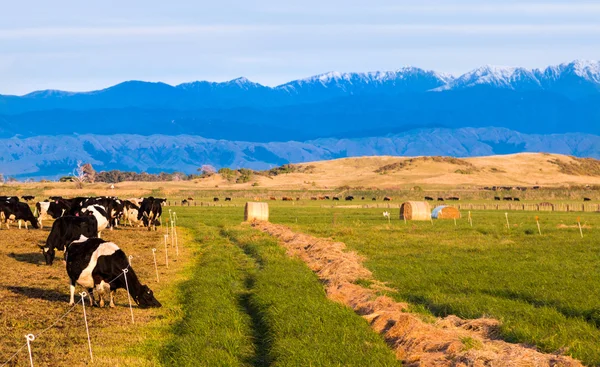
{"left": 1, "top": 60, "right": 599, "bottom": 140}
{"left": 0, "top": 60, "right": 599, "bottom": 177}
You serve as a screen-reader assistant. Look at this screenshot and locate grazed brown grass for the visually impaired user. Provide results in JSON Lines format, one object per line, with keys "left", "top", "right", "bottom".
{"left": 253, "top": 221, "right": 583, "bottom": 367}
{"left": 0, "top": 223, "right": 187, "bottom": 366}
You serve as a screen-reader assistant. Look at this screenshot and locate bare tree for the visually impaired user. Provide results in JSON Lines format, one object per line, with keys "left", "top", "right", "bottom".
{"left": 72, "top": 161, "right": 86, "bottom": 189}
{"left": 82, "top": 163, "right": 96, "bottom": 183}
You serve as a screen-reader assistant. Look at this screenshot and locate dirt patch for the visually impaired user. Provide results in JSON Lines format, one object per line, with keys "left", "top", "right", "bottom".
{"left": 0, "top": 223, "right": 186, "bottom": 366}
{"left": 253, "top": 221, "right": 583, "bottom": 367}
{"left": 557, "top": 224, "right": 592, "bottom": 229}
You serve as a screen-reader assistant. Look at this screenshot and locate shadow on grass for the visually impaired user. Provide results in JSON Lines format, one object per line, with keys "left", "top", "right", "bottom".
{"left": 6, "top": 286, "right": 69, "bottom": 302}
{"left": 7, "top": 252, "right": 44, "bottom": 265}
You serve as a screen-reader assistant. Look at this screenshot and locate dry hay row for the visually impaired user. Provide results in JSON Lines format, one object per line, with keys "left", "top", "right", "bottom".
{"left": 251, "top": 221, "right": 582, "bottom": 367}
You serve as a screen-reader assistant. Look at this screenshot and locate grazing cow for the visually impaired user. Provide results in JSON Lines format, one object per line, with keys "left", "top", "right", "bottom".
{"left": 225, "top": 197, "right": 232, "bottom": 201}
{"left": 0, "top": 201, "right": 39, "bottom": 229}
{"left": 447, "top": 197, "right": 460, "bottom": 201}
{"left": 49, "top": 196, "right": 63, "bottom": 200}
{"left": 584, "top": 197, "right": 592, "bottom": 202}
{"left": 532, "top": 186, "right": 541, "bottom": 190}
{"left": 269, "top": 197, "right": 277, "bottom": 201}
{"left": 332, "top": 197, "right": 340, "bottom": 201}
{"left": 424, "top": 196, "right": 434, "bottom": 201}
{"left": 122, "top": 200, "right": 143, "bottom": 227}
{"left": 187, "top": 197, "right": 194, "bottom": 201}
{"left": 324, "top": 196, "right": 330, "bottom": 200}
{"left": 181, "top": 199, "right": 188, "bottom": 205}
{"left": 41, "top": 216, "right": 98, "bottom": 265}
{"left": 310, "top": 197, "right": 318, "bottom": 200}
{"left": 213, "top": 197, "right": 220, "bottom": 202}
{"left": 361, "top": 197, "right": 365, "bottom": 200}
{"left": 137, "top": 197, "right": 162, "bottom": 231}
{"left": 282, "top": 197, "right": 293, "bottom": 201}
{"left": 372, "top": 197, "right": 376, "bottom": 201}
{"left": 35, "top": 200, "right": 70, "bottom": 228}
{"left": 494, "top": 197, "right": 501, "bottom": 201}
{"left": 514, "top": 198, "right": 520, "bottom": 201}
{"left": 345, "top": 196, "right": 354, "bottom": 201}
{"left": 437, "top": 198, "right": 444, "bottom": 201}
{"left": 21, "top": 195, "right": 35, "bottom": 201}
{"left": 81, "top": 205, "right": 110, "bottom": 235}
{"left": 65, "top": 237, "right": 161, "bottom": 308}
{"left": 383, "top": 196, "right": 392, "bottom": 201}
{"left": 296, "top": 197, "right": 301, "bottom": 201}
{"left": 503, "top": 197, "right": 513, "bottom": 201}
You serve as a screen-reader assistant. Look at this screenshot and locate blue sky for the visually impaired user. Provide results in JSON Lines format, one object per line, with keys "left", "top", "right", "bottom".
{"left": 1, "top": 0, "right": 599, "bottom": 95}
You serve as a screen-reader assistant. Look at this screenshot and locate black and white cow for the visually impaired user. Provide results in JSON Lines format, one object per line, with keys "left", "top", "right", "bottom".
{"left": 122, "top": 200, "right": 143, "bottom": 227}
{"left": 41, "top": 215, "right": 99, "bottom": 265}
{"left": 65, "top": 237, "right": 161, "bottom": 308}
{"left": 137, "top": 197, "right": 162, "bottom": 231}
{"left": 0, "top": 201, "right": 39, "bottom": 229}
{"left": 81, "top": 205, "right": 110, "bottom": 236}
{"left": 21, "top": 195, "right": 35, "bottom": 201}
{"left": 35, "top": 200, "right": 71, "bottom": 228}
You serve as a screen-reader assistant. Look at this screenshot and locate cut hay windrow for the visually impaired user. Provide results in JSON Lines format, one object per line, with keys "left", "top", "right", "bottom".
{"left": 252, "top": 221, "right": 583, "bottom": 367}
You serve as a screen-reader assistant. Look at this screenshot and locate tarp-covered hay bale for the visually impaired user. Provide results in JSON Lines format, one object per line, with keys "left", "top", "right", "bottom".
{"left": 245, "top": 202, "right": 269, "bottom": 222}
{"left": 400, "top": 201, "right": 431, "bottom": 221}
{"left": 432, "top": 205, "right": 461, "bottom": 219}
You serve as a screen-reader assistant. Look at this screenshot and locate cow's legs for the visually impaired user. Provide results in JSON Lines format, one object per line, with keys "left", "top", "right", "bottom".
{"left": 69, "top": 281, "right": 76, "bottom": 305}
{"left": 18, "top": 220, "right": 22, "bottom": 229}
{"left": 109, "top": 290, "right": 115, "bottom": 308}
{"left": 25, "top": 221, "right": 28, "bottom": 230}
{"left": 87, "top": 288, "right": 94, "bottom": 306}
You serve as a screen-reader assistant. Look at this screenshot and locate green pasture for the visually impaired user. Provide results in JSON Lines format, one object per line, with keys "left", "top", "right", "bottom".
{"left": 157, "top": 203, "right": 600, "bottom": 365}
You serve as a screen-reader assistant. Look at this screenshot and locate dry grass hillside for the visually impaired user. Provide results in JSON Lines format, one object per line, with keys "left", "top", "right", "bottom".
{"left": 2, "top": 153, "right": 600, "bottom": 197}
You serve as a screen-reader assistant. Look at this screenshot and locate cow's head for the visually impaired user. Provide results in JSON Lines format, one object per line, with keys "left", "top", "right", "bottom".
{"left": 134, "top": 285, "right": 161, "bottom": 308}
{"left": 40, "top": 245, "right": 55, "bottom": 265}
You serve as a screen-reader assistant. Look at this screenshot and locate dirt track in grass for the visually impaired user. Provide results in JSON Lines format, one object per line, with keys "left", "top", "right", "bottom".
{"left": 253, "top": 221, "right": 583, "bottom": 367}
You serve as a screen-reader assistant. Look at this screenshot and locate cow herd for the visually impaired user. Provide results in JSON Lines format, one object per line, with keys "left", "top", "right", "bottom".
{"left": 1, "top": 195, "right": 164, "bottom": 310}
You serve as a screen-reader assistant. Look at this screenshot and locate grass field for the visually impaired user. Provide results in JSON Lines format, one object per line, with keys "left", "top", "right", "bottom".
{"left": 1, "top": 192, "right": 598, "bottom": 365}
{"left": 265, "top": 205, "right": 600, "bottom": 365}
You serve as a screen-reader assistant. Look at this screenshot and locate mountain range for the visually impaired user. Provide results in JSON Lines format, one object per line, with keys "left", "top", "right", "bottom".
{"left": 0, "top": 60, "right": 599, "bottom": 178}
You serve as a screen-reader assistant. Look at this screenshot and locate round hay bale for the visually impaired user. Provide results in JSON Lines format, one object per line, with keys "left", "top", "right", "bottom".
{"left": 245, "top": 202, "right": 269, "bottom": 222}
{"left": 432, "top": 205, "right": 461, "bottom": 219}
{"left": 400, "top": 201, "right": 431, "bottom": 221}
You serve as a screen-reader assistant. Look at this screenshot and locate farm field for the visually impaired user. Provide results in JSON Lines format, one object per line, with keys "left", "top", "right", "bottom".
{"left": 150, "top": 203, "right": 598, "bottom": 365}
{"left": 0, "top": 205, "right": 400, "bottom": 366}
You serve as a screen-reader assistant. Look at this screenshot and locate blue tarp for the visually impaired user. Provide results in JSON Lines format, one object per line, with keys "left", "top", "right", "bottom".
{"left": 431, "top": 205, "right": 448, "bottom": 219}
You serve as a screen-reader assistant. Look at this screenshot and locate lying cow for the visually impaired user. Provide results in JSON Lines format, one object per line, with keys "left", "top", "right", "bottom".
{"left": 41, "top": 215, "right": 99, "bottom": 265}
{"left": 65, "top": 237, "right": 161, "bottom": 308}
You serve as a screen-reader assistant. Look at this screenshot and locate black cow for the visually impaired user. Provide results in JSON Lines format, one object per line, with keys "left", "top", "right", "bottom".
{"left": 503, "top": 197, "right": 513, "bottom": 201}
{"left": 383, "top": 197, "right": 392, "bottom": 201}
{"left": 372, "top": 197, "right": 376, "bottom": 201}
{"left": 447, "top": 197, "right": 460, "bottom": 201}
{"left": 137, "top": 197, "right": 162, "bottom": 230}
{"left": 181, "top": 199, "right": 188, "bottom": 205}
{"left": 65, "top": 237, "right": 161, "bottom": 308}
{"left": 41, "top": 216, "right": 98, "bottom": 265}
{"left": 21, "top": 195, "right": 35, "bottom": 201}
{"left": 213, "top": 197, "right": 219, "bottom": 202}
{"left": 333, "top": 197, "right": 340, "bottom": 201}
{"left": 437, "top": 198, "right": 445, "bottom": 201}
{"left": 584, "top": 198, "right": 592, "bottom": 202}
{"left": 225, "top": 197, "right": 232, "bottom": 201}
{"left": 345, "top": 196, "right": 354, "bottom": 201}
{"left": 0, "top": 201, "right": 39, "bottom": 229}
{"left": 494, "top": 197, "right": 501, "bottom": 201}
{"left": 361, "top": 197, "right": 365, "bottom": 200}
{"left": 324, "top": 196, "right": 330, "bottom": 200}
{"left": 424, "top": 196, "right": 434, "bottom": 201}
{"left": 514, "top": 198, "right": 520, "bottom": 201}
